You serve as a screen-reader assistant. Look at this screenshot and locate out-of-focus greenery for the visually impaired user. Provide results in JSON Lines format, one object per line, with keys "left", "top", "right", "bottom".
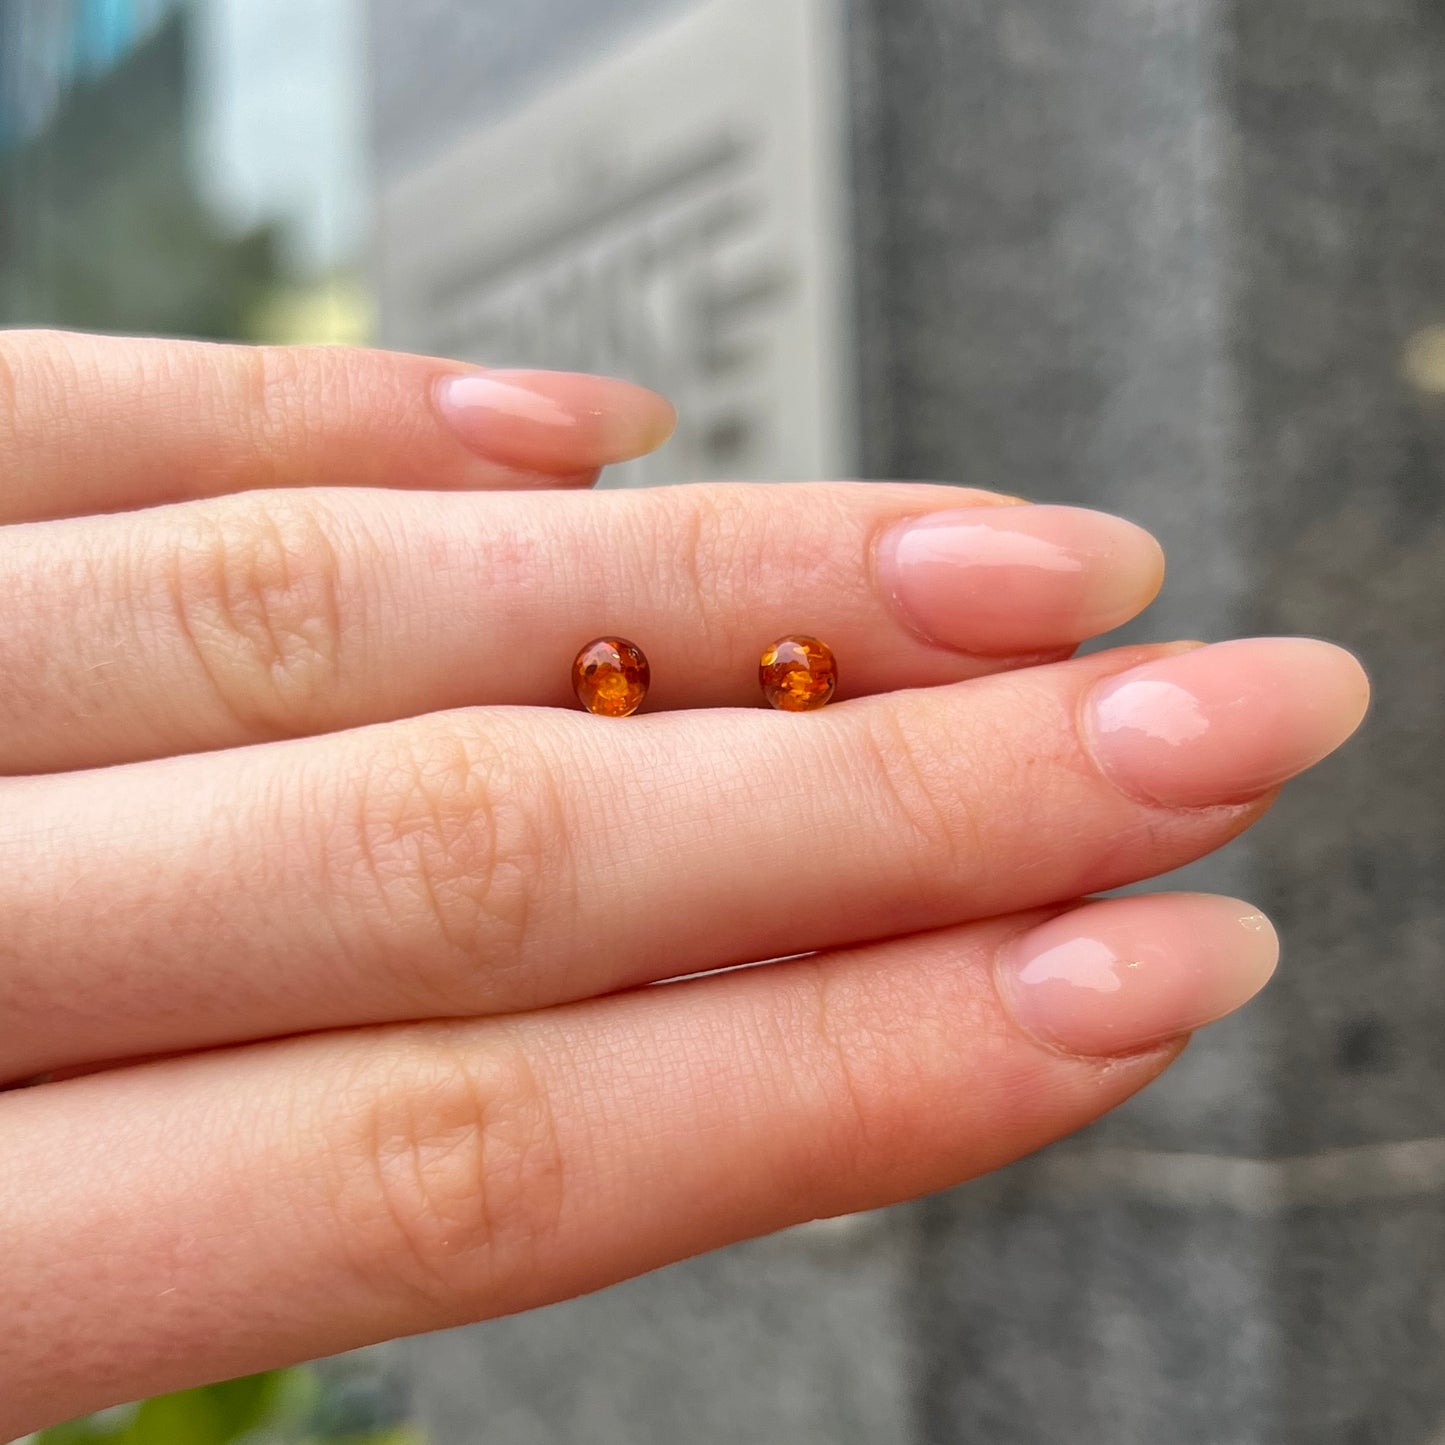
{"left": 32, "top": 1369, "right": 422, "bottom": 1445}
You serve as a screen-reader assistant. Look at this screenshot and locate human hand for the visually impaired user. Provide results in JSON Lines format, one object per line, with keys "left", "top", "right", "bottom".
{"left": 0, "top": 331, "right": 1368, "bottom": 1436}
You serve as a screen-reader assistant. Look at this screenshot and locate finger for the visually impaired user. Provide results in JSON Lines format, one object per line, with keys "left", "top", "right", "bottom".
{"left": 0, "top": 893, "right": 1278, "bottom": 1434}
{"left": 0, "top": 329, "right": 676, "bottom": 523}
{"left": 0, "top": 484, "right": 1161, "bottom": 772}
{"left": 0, "top": 640, "right": 1366, "bottom": 1077}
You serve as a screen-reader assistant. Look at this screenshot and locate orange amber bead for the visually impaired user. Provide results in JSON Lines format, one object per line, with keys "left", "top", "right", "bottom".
{"left": 572, "top": 637, "right": 650, "bottom": 717}
{"left": 759, "top": 635, "right": 837, "bottom": 712}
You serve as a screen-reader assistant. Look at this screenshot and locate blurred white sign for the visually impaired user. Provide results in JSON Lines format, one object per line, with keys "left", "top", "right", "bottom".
{"left": 374, "top": 0, "right": 854, "bottom": 486}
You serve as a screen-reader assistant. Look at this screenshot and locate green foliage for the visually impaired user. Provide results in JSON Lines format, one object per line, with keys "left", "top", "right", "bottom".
{"left": 33, "top": 1369, "right": 421, "bottom": 1445}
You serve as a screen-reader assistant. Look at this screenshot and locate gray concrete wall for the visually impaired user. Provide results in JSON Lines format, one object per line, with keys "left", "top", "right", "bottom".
{"left": 366, "top": 2, "right": 1445, "bottom": 1439}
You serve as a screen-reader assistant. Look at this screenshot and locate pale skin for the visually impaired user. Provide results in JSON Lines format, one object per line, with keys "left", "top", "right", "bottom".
{"left": 0, "top": 331, "right": 1370, "bottom": 1436}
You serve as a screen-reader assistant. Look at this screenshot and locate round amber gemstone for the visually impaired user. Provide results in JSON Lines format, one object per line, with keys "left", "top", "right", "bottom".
{"left": 759, "top": 635, "right": 837, "bottom": 712}
{"left": 572, "top": 637, "right": 650, "bottom": 717}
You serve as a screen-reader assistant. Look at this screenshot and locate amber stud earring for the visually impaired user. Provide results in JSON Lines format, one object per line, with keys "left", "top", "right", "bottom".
{"left": 759, "top": 635, "right": 837, "bottom": 712}
{"left": 573, "top": 637, "right": 651, "bottom": 717}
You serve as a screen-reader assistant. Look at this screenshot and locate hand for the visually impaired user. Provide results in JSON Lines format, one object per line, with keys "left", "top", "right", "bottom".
{"left": 0, "top": 330, "right": 1368, "bottom": 1436}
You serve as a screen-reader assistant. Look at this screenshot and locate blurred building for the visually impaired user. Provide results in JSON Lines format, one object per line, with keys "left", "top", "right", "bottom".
{"left": 0, "top": 0, "right": 367, "bottom": 343}
{"left": 0, "top": 4, "right": 275, "bottom": 336}
{"left": 0, "top": 0, "right": 176, "bottom": 150}
{"left": 372, "top": 0, "right": 853, "bottom": 490}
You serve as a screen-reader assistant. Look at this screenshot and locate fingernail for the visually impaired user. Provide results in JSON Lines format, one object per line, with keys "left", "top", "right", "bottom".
{"left": 434, "top": 370, "right": 676, "bottom": 472}
{"left": 997, "top": 894, "right": 1279, "bottom": 1057}
{"left": 876, "top": 506, "right": 1164, "bottom": 655}
{"left": 1083, "top": 637, "right": 1370, "bottom": 808}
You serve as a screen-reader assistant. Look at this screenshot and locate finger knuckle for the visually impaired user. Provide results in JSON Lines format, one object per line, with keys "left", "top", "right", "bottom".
{"left": 0, "top": 333, "right": 25, "bottom": 443}
{"left": 691, "top": 480, "right": 849, "bottom": 612}
{"left": 345, "top": 719, "right": 565, "bottom": 1012}
{"left": 648, "top": 487, "right": 758, "bottom": 661}
{"left": 239, "top": 343, "right": 412, "bottom": 471}
{"left": 165, "top": 495, "right": 346, "bottom": 735}
{"left": 250, "top": 344, "right": 369, "bottom": 430}
{"left": 236, "top": 344, "right": 318, "bottom": 466}
{"left": 328, "top": 1032, "right": 566, "bottom": 1313}
{"left": 797, "top": 960, "right": 877, "bottom": 1175}
{"left": 849, "top": 704, "right": 983, "bottom": 890}
{"left": 0, "top": 329, "right": 80, "bottom": 453}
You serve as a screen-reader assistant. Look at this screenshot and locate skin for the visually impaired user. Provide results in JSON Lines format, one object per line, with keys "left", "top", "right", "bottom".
{"left": 0, "top": 331, "right": 1369, "bottom": 1437}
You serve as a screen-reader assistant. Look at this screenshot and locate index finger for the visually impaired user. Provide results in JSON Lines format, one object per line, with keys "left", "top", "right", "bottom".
{"left": 0, "top": 329, "right": 676, "bottom": 522}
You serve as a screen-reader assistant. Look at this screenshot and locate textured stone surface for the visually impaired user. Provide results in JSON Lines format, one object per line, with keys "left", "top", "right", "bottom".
{"left": 394, "top": 1216, "right": 916, "bottom": 1445}
{"left": 367, "top": 0, "right": 1445, "bottom": 1439}
{"left": 1221, "top": 0, "right": 1445, "bottom": 1157}
{"left": 910, "top": 1183, "right": 1445, "bottom": 1444}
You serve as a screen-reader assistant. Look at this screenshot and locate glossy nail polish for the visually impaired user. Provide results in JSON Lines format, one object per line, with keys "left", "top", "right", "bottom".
{"left": 1083, "top": 637, "right": 1370, "bottom": 808}
{"left": 997, "top": 893, "right": 1279, "bottom": 1057}
{"left": 876, "top": 506, "right": 1164, "bottom": 655}
{"left": 434, "top": 370, "right": 676, "bottom": 472}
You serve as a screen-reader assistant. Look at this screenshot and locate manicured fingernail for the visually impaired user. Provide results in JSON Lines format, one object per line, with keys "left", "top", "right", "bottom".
{"left": 997, "top": 894, "right": 1279, "bottom": 1057}
{"left": 1083, "top": 637, "right": 1370, "bottom": 808}
{"left": 434, "top": 370, "right": 676, "bottom": 472}
{"left": 876, "top": 506, "right": 1164, "bottom": 655}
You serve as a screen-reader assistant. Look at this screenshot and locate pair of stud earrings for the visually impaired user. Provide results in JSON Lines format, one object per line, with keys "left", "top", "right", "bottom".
{"left": 571, "top": 635, "right": 838, "bottom": 717}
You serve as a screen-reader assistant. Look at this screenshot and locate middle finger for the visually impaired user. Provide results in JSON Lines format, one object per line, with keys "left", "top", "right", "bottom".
{"left": 0, "top": 483, "right": 1163, "bottom": 772}
{"left": 0, "top": 638, "right": 1367, "bottom": 1078}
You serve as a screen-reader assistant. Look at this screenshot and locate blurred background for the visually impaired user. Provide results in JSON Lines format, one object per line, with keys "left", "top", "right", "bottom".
{"left": 0, "top": 0, "right": 368, "bottom": 345}
{"left": 3, "top": 0, "right": 1442, "bottom": 1442}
